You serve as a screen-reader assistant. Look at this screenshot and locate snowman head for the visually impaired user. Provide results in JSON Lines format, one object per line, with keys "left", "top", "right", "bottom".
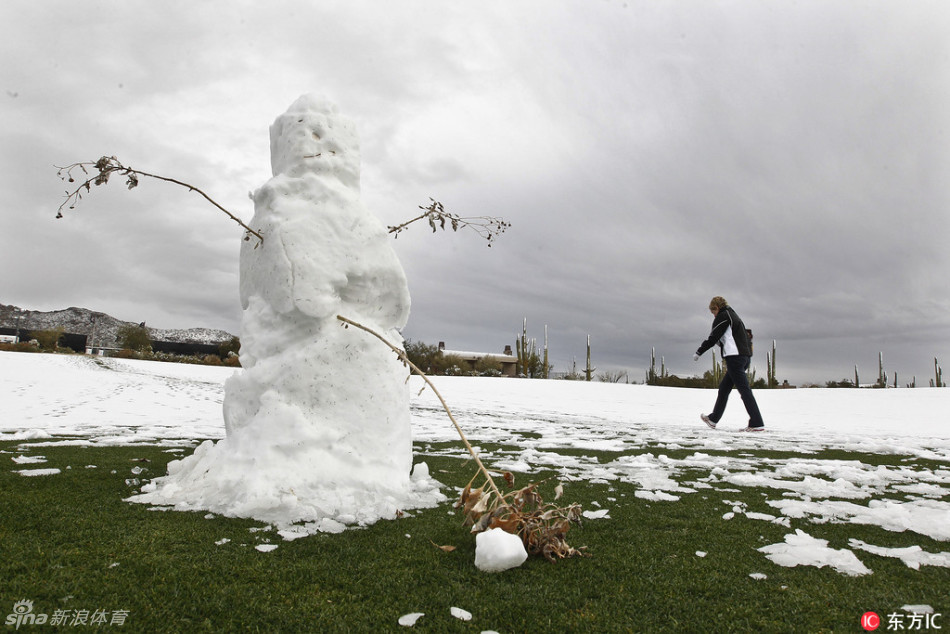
{"left": 269, "top": 94, "right": 360, "bottom": 190}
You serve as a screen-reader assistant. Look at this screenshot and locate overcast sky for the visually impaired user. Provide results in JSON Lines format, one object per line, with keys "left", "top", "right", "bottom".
{"left": 2, "top": 1, "right": 948, "bottom": 385}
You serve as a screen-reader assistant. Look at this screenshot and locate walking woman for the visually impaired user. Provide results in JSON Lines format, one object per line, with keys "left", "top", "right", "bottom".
{"left": 693, "top": 296, "right": 765, "bottom": 431}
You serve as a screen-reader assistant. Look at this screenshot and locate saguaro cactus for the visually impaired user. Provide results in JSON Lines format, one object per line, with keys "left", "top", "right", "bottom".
{"left": 516, "top": 318, "right": 529, "bottom": 377}
{"left": 769, "top": 340, "right": 777, "bottom": 388}
{"left": 522, "top": 318, "right": 528, "bottom": 376}
{"left": 711, "top": 352, "right": 722, "bottom": 387}
{"left": 515, "top": 318, "right": 547, "bottom": 378}
{"left": 543, "top": 325, "right": 550, "bottom": 380}
{"left": 584, "top": 335, "right": 595, "bottom": 382}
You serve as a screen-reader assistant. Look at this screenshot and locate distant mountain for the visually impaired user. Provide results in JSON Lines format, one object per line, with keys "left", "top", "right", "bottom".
{"left": 0, "top": 303, "right": 235, "bottom": 348}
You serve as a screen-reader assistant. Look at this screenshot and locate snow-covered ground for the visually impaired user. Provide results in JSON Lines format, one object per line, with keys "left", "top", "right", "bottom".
{"left": 2, "top": 351, "right": 949, "bottom": 579}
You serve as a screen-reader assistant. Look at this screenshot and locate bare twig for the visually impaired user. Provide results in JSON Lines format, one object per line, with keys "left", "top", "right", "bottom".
{"left": 337, "top": 313, "right": 588, "bottom": 561}
{"left": 336, "top": 315, "right": 590, "bottom": 562}
{"left": 56, "top": 156, "right": 263, "bottom": 245}
{"left": 56, "top": 159, "right": 505, "bottom": 251}
{"left": 388, "top": 198, "right": 510, "bottom": 247}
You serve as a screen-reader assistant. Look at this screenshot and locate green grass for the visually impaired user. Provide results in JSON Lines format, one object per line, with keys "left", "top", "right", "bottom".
{"left": 1, "top": 440, "right": 947, "bottom": 632}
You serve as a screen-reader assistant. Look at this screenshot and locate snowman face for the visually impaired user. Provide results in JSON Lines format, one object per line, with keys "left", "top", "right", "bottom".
{"left": 269, "top": 96, "right": 360, "bottom": 190}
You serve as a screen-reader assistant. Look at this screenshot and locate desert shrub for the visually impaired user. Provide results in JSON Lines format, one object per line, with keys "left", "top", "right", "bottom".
{"left": 651, "top": 374, "right": 709, "bottom": 388}
{"left": 32, "top": 327, "right": 65, "bottom": 351}
{"left": 218, "top": 336, "right": 240, "bottom": 358}
{"left": 405, "top": 340, "right": 442, "bottom": 373}
{"left": 106, "top": 349, "right": 236, "bottom": 368}
{"left": 117, "top": 324, "right": 152, "bottom": 353}
{"left": 597, "top": 370, "right": 629, "bottom": 383}
{"left": 474, "top": 355, "right": 503, "bottom": 376}
{"left": 201, "top": 354, "right": 222, "bottom": 366}
{"left": 825, "top": 379, "right": 856, "bottom": 388}
{"left": 439, "top": 354, "right": 467, "bottom": 375}
{"left": 559, "top": 370, "right": 585, "bottom": 381}
{"left": 0, "top": 342, "right": 41, "bottom": 353}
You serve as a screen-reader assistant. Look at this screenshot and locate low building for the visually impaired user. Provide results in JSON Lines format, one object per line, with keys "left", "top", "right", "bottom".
{"left": 150, "top": 340, "right": 223, "bottom": 357}
{"left": 0, "top": 327, "right": 87, "bottom": 353}
{"left": 438, "top": 342, "right": 519, "bottom": 377}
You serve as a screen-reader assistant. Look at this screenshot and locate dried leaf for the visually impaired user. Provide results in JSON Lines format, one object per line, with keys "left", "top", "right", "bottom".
{"left": 469, "top": 492, "right": 490, "bottom": 516}
{"left": 487, "top": 515, "right": 521, "bottom": 534}
{"left": 470, "top": 512, "right": 493, "bottom": 533}
{"left": 460, "top": 486, "right": 487, "bottom": 525}
{"left": 429, "top": 540, "right": 456, "bottom": 553}
{"left": 455, "top": 482, "right": 472, "bottom": 509}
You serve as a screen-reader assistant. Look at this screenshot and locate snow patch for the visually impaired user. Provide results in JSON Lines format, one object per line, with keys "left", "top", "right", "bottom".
{"left": 16, "top": 468, "right": 61, "bottom": 476}
{"left": 758, "top": 529, "right": 871, "bottom": 576}
{"left": 474, "top": 528, "right": 528, "bottom": 572}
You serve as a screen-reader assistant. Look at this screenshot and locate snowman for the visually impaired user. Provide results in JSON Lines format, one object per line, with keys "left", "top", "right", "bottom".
{"left": 132, "top": 95, "right": 442, "bottom": 532}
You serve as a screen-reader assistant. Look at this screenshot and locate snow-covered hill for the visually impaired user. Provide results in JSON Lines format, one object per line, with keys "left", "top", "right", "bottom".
{"left": 0, "top": 303, "right": 234, "bottom": 348}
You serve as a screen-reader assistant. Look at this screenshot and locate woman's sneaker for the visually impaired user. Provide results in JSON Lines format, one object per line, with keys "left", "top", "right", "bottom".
{"left": 739, "top": 426, "right": 765, "bottom": 432}
{"left": 700, "top": 414, "right": 716, "bottom": 429}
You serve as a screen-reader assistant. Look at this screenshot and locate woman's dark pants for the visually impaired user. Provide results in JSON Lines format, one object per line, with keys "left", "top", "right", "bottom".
{"left": 708, "top": 355, "right": 764, "bottom": 428}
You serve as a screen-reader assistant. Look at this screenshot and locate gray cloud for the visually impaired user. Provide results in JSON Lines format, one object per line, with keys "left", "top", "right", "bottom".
{"left": 2, "top": 0, "right": 948, "bottom": 385}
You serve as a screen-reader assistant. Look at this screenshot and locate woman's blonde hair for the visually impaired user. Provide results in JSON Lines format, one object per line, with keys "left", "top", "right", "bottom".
{"left": 709, "top": 296, "right": 728, "bottom": 310}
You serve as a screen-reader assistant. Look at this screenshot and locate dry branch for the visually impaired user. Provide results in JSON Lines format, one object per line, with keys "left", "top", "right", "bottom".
{"left": 337, "top": 314, "right": 587, "bottom": 562}
{"left": 388, "top": 198, "right": 510, "bottom": 247}
{"left": 336, "top": 314, "right": 504, "bottom": 502}
{"left": 56, "top": 156, "right": 264, "bottom": 245}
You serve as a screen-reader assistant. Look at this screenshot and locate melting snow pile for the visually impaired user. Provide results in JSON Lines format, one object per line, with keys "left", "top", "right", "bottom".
{"left": 130, "top": 94, "right": 445, "bottom": 533}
